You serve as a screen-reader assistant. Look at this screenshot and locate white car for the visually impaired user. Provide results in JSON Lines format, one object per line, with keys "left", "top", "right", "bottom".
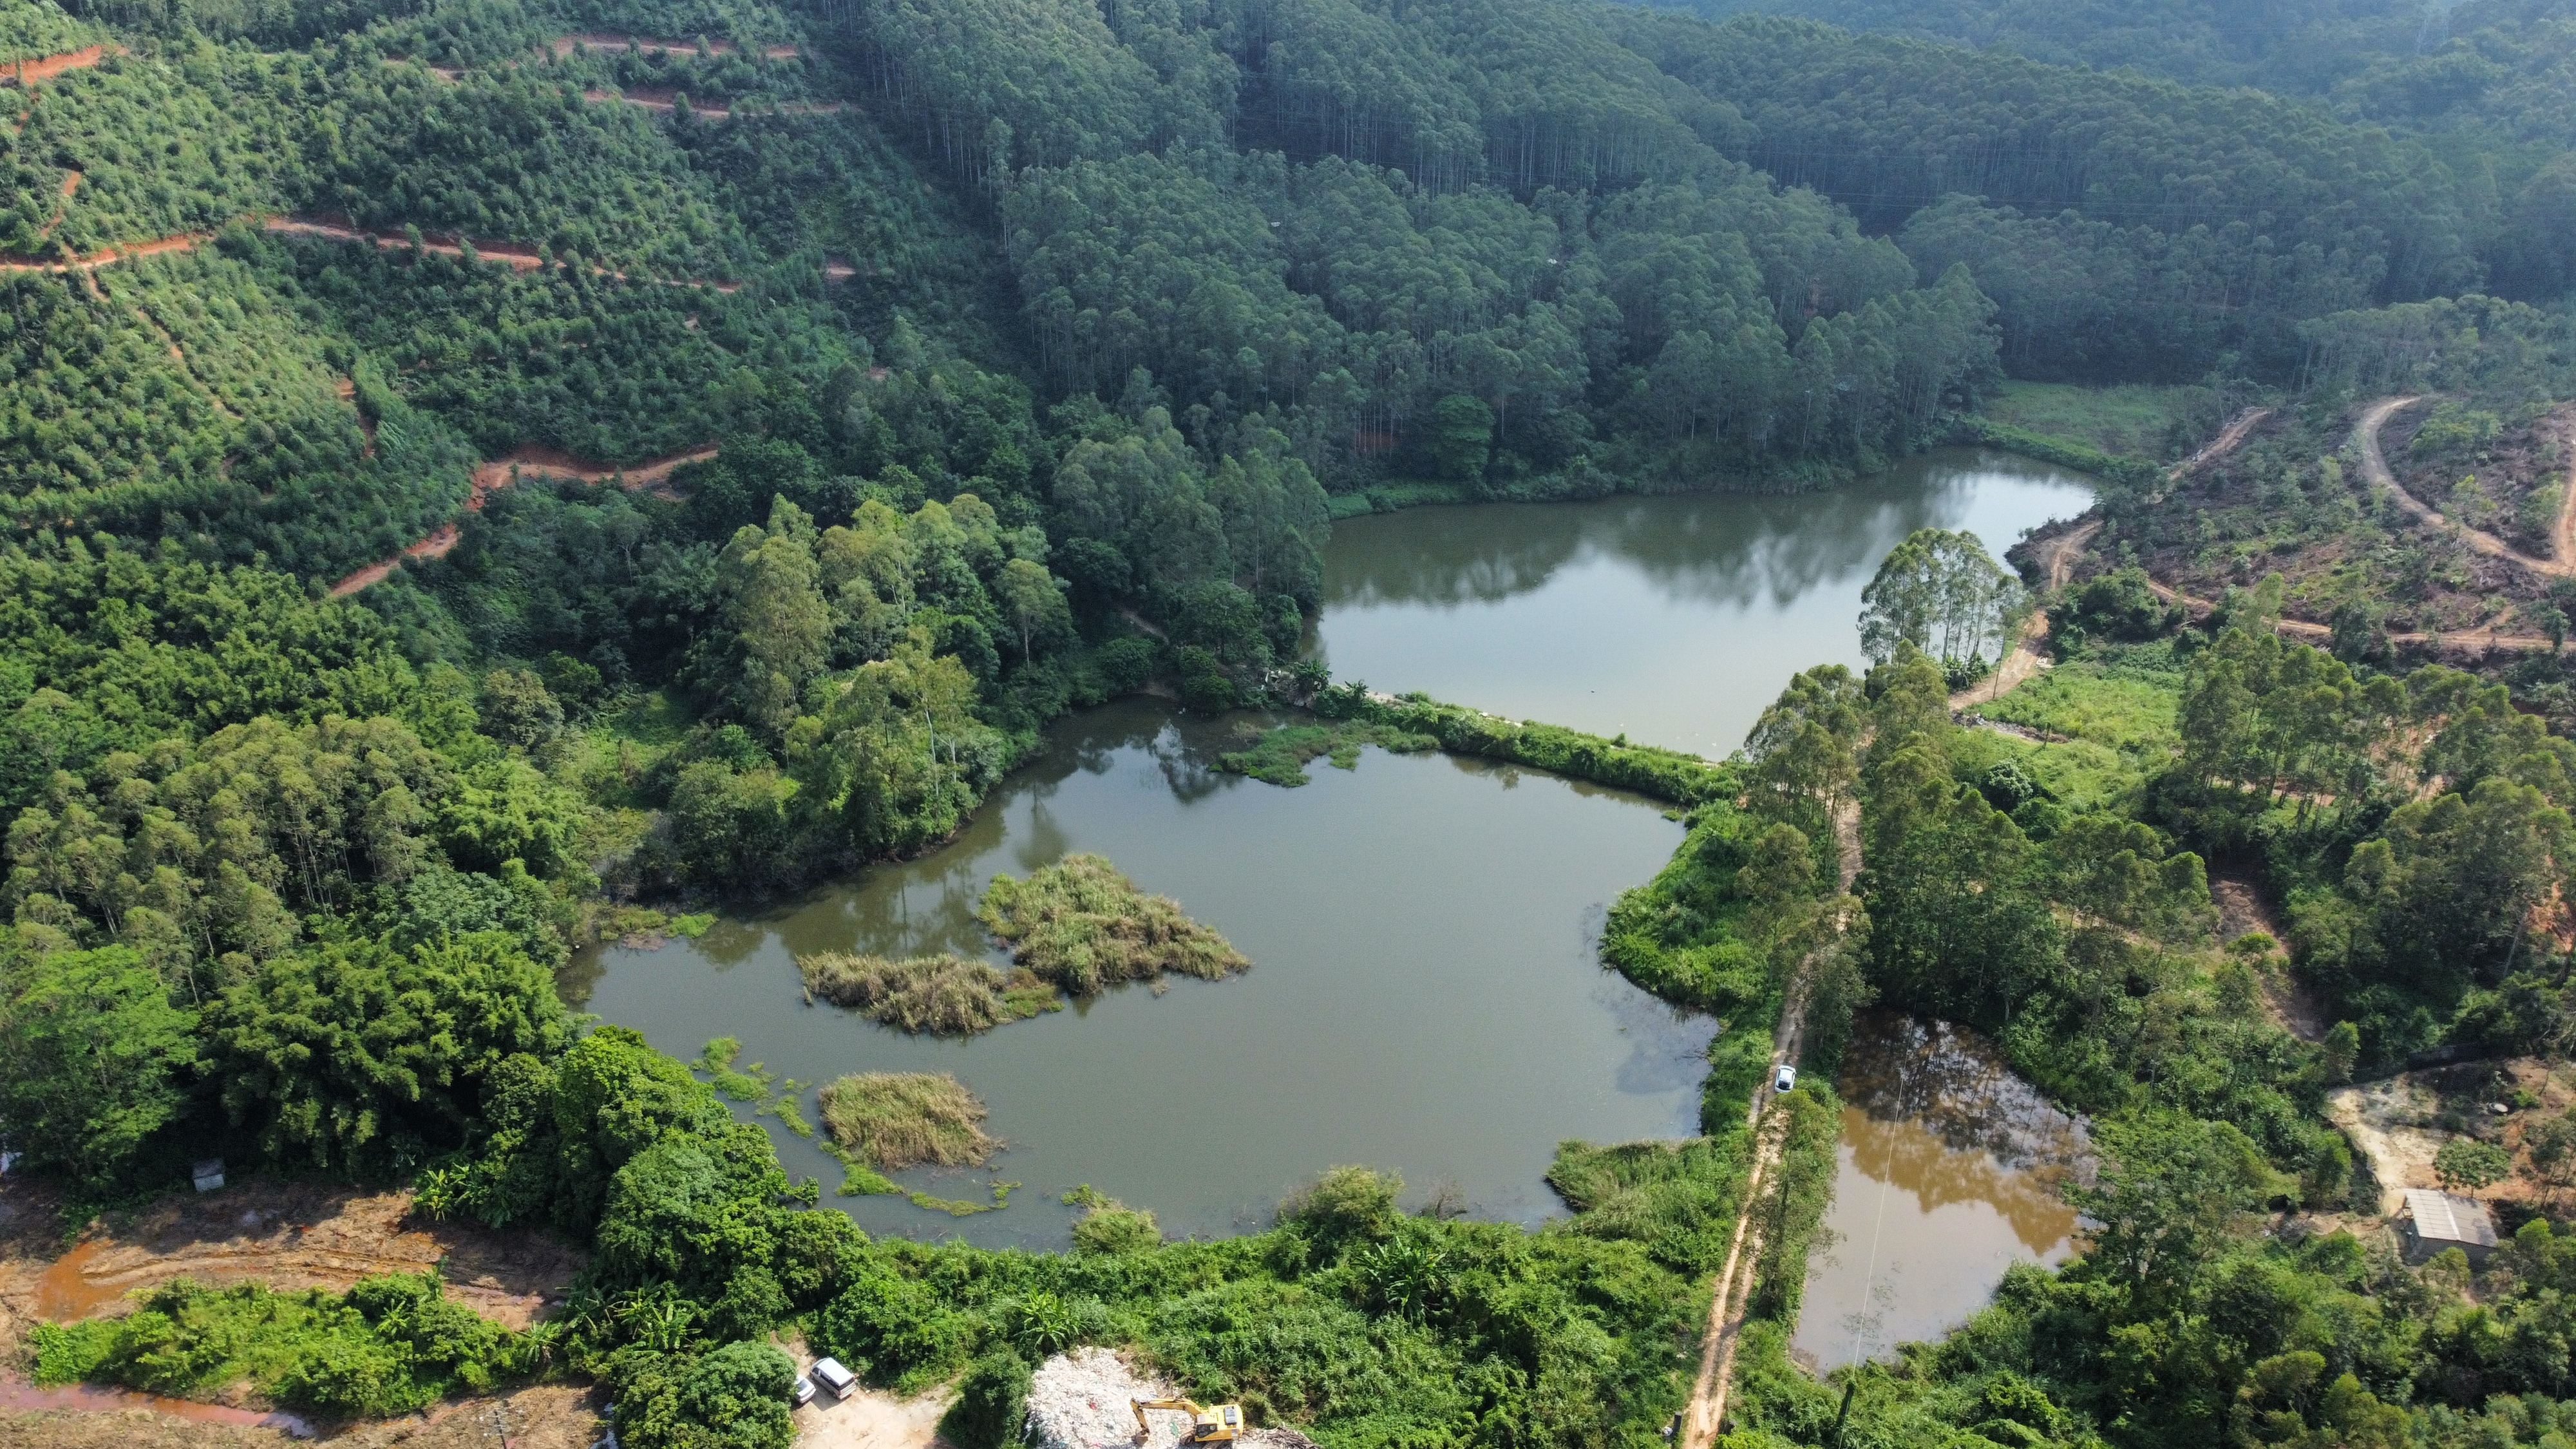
{"left": 1773, "top": 1065, "right": 1797, "bottom": 1094}
{"left": 809, "top": 1358, "right": 858, "bottom": 1399}
{"left": 793, "top": 1376, "right": 817, "bottom": 1407}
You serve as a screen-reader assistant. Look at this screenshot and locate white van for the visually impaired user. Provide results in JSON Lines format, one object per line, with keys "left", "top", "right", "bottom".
{"left": 809, "top": 1358, "right": 858, "bottom": 1399}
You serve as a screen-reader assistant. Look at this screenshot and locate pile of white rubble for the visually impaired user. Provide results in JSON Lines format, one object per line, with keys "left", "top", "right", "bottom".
{"left": 1025, "top": 1349, "right": 1314, "bottom": 1449}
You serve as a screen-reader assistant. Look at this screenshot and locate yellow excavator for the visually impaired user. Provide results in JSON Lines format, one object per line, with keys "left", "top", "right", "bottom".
{"left": 1130, "top": 1397, "right": 1244, "bottom": 1444}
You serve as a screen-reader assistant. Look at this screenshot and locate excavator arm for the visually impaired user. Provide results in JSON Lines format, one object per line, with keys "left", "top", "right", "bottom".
{"left": 1133, "top": 1398, "right": 1208, "bottom": 1436}
{"left": 1131, "top": 1397, "right": 1242, "bottom": 1443}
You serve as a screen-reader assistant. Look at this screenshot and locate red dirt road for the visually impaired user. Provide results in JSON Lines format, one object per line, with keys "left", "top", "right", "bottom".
{"left": 6, "top": 215, "right": 840, "bottom": 290}
{"left": 265, "top": 216, "right": 750, "bottom": 291}
{"left": 0, "top": 232, "right": 205, "bottom": 273}
{"left": 265, "top": 216, "right": 549, "bottom": 270}
{"left": 553, "top": 32, "right": 800, "bottom": 59}
{"left": 330, "top": 444, "right": 718, "bottom": 594}
{"left": 580, "top": 85, "right": 846, "bottom": 119}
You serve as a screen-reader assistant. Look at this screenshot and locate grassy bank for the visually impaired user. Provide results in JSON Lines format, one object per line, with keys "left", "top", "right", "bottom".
{"left": 1949, "top": 417, "right": 2161, "bottom": 489}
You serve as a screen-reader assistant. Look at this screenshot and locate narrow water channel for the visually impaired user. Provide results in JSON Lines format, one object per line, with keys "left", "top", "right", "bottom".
{"left": 1792, "top": 1015, "right": 2092, "bottom": 1371}
{"left": 1313, "top": 448, "right": 2097, "bottom": 756}
{"left": 568, "top": 700, "right": 1699, "bottom": 1248}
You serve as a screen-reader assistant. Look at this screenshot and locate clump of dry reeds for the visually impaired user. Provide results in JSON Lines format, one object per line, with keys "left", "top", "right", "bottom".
{"left": 797, "top": 951, "right": 1059, "bottom": 1034}
{"left": 817, "top": 1071, "right": 1000, "bottom": 1168}
{"left": 976, "top": 853, "right": 1249, "bottom": 995}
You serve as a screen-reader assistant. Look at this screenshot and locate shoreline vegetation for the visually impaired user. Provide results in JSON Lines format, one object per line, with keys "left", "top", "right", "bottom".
{"left": 17, "top": 0, "right": 2576, "bottom": 1435}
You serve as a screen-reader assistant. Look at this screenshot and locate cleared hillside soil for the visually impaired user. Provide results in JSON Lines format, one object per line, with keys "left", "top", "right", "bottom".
{"left": 2113, "top": 403, "right": 2554, "bottom": 639}
{"left": 2378, "top": 397, "right": 2576, "bottom": 572}
{"left": 3, "top": 46, "right": 113, "bottom": 85}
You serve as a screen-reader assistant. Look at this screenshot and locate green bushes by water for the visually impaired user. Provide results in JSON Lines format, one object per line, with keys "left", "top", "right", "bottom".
{"left": 1214, "top": 719, "right": 1438, "bottom": 786}
{"left": 1949, "top": 417, "right": 2162, "bottom": 491}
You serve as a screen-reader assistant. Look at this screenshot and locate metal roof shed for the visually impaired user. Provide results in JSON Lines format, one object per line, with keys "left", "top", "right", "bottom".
{"left": 2400, "top": 1188, "right": 2498, "bottom": 1266}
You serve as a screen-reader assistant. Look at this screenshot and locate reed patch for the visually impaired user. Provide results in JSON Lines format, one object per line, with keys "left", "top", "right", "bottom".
{"left": 977, "top": 853, "right": 1248, "bottom": 994}
{"left": 818, "top": 1070, "right": 1001, "bottom": 1169}
{"left": 798, "top": 951, "right": 1061, "bottom": 1034}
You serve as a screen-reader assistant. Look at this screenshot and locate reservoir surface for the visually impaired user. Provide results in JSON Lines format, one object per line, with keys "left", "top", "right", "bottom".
{"left": 1313, "top": 448, "right": 2098, "bottom": 756}
{"left": 575, "top": 451, "right": 2101, "bottom": 1267}
{"left": 567, "top": 700, "right": 1697, "bottom": 1247}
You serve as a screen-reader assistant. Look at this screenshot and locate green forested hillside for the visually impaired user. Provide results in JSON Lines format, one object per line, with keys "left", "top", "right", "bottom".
{"left": 13, "top": 0, "right": 2576, "bottom": 1445}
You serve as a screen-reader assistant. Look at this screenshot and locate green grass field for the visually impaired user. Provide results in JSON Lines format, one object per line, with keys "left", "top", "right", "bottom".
{"left": 1982, "top": 381, "right": 2214, "bottom": 462}
{"left": 1965, "top": 647, "right": 2186, "bottom": 810}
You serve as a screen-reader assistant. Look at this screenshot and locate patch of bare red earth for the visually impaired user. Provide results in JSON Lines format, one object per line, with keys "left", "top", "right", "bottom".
{"left": 3, "top": 44, "right": 114, "bottom": 86}
{"left": 330, "top": 444, "right": 719, "bottom": 594}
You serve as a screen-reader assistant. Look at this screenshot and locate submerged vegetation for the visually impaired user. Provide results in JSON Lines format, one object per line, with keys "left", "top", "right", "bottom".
{"left": 817, "top": 1071, "right": 1000, "bottom": 1170}
{"left": 1217, "top": 719, "right": 1440, "bottom": 786}
{"left": 797, "top": 951, "right": 1061, "bottom": 1035}
{"left": 978, "top": 855, "right": 1251, "bottom": 995}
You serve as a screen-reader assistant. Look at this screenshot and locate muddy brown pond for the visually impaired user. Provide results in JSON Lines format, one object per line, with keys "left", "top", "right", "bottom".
{"left": 575, "top": 448, "right": 2101, "bottom": 1336}
{"left": 1794, "top": 1014, "right": 2094, "bottom": 1370}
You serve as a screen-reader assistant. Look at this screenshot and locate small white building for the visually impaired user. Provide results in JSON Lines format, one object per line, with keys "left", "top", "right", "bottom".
{"left": 2399, "top": 1188, "right": 2497, "bottom": 1267}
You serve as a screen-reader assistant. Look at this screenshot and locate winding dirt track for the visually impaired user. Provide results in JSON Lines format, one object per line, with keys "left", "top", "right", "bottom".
{"left": 580, "top": 85, "right": 846, "bottom": 118}
{"left": 2172, "top": 407, "right": 2271, "bottom": 479}
{"left": 2356, "top": 395, "right": 2576, "bottom": 578}
{"left": 2016, "top": 401, "right": 2564, "bottom": 655}
{"left": 263, "top": 217, "right": 755, "bottom": 292}
{"left": 2142, "top": 576, "right": 2555, "bottom": 653}
{"left": 0, "top": 232, "right": 206, "bottom": 274}
{"left": 1950, "top": 519, "right": 2101, "bottom": 712}
{"left": 1685, "top": 405, "right": 2282, "bottom": 1443}
{"left": 8, "top": 213, "right": 860, "bottom": 284}
{"left": 552, "top": 31, "right": 801, "bottom": 59}
{"left": 329, "top": 444, "right": 718, "bottom": 594}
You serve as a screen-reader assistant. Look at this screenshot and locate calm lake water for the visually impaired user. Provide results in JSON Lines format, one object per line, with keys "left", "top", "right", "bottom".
{"left": 1792, "top": 1015, "right": 2092, "bottom": 1371}
{"left": 566, "top": 699, "right": 1700, "bottom": 1248}
{"left": 576, "top": 450, "right": 2101, "bottom": 1294}
{"left": 1312, "top": 448, "right": 2098, "bottom": 757}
